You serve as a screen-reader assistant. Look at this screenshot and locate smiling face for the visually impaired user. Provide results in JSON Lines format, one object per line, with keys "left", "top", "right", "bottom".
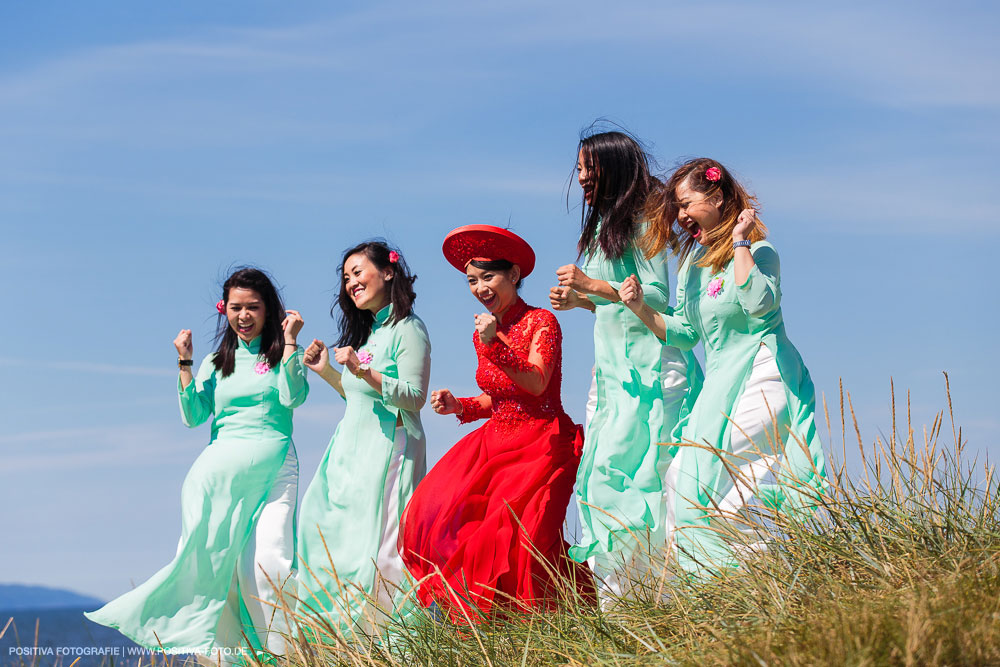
{"left": 343, "top": 252, "right": 392, "bottom": 312}
{"left": 226, "top": 287, "right": 266, "bottom": 342}
{"left": 466, "top": 263, "right": 520, "bottom": 317}
{"left": 675, "top": 177, "right": 723, "bottom": 245}
{"left": 577, "top": 148, "right": 598, "bottom": 206}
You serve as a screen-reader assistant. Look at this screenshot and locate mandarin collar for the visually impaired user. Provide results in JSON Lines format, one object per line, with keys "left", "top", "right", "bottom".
{"left": 373, "top": 303, "right": 393, "bottom": 328}
{"left": 498, "top": 298, "right": 528, "bottom": 327}
{"left": 238, "top": 335, "right": 262, "bottom": 353}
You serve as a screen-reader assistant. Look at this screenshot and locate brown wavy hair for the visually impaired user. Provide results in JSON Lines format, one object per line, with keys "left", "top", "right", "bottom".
{"left": 643, "top": 158, "right": 767, "bottom": 273}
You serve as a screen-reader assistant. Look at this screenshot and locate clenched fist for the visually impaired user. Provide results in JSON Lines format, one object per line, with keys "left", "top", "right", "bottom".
{"left": 303, "top": 339, "right": 330, "bottom": 374}
{"left": 474, "top": 313, "right": 498, "bottom": 344}
{"left": 430, "top": 389, "right": 461, "bottom": 415}
{"left": 174, "top": 330, "right": 193, "bottom": 360}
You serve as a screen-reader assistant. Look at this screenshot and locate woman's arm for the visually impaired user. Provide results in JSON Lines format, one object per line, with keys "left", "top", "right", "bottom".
{"left": 619, "top": 268, "right": 700, "bottom": 350}
{"left": 555, "top": 264, "right": 621, "bottom": 303}
{"left": 431, "top": 388, "right": 493, "bottom": 423}
{"left": 380, "top": 319, "right": 432, "bottom": 412}
{"left": 303, "top": 339, "right": 346, "bottom": 399}
{"left": 549, "top": 285, "right": 597, "bottom": 313}
{"left": 476, "top": 311, "right": 559, "bottom": 397}
{"left": 178, "top": 354, "right": 216, "bottom": 428}
{"left": 336, "top": 346, "right": 385, "bottom": 395}
{"left": 732, "top": 209, "right": 757, "bottom": 287}
{"left": 735, "top": 243, "right": 781, "bottom": 319}
{"left": 278, "top": 310, "right": 309, "bottom": 407}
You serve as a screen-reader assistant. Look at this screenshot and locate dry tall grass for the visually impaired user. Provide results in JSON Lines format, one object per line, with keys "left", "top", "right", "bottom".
{"left": 5, "top": 375, "right": 995, "bottom": 666}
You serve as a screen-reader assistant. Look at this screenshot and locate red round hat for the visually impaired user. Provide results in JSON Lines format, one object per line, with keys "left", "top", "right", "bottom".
{"left": 442, "top": 225, "right": 536, "bottom": 278}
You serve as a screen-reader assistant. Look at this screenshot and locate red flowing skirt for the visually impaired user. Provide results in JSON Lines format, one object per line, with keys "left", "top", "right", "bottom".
{"left": 399, "top": 411, "right": 593, "bottom": 621}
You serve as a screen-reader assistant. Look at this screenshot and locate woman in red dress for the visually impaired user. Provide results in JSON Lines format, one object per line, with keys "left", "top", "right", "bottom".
{"left": 399, "top": 225, "right": 592, "bottom": 621}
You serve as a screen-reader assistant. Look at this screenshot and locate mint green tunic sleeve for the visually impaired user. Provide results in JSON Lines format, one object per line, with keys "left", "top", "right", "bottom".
{"left": 178, "top": 355, "right": 216, "bottom": 428}
{"left": 604, "top": 246, "right": 673, "bottom": 313}
{"left": 381, "top": 318, "right": 431, "bottom": 413}
{"left": 735, "top": 243, "right": 781, "bottom": 319}
{"left": 657, "top": 257, "right": 700, "bottom": 351}
{"left": 278, "top": 348, "right": 309, "bottom": 408}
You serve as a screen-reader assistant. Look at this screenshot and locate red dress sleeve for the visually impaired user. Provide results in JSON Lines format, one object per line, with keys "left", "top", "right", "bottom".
{"left": 457, "top": 395, "right": 492, "bottom": 423}
{"left": 480, "top": 309, "right": 561, "bottom": 380}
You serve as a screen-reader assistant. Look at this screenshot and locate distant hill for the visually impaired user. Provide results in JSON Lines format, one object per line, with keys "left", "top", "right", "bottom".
{"left": 0, "top": 584, "right": 103, "bottom": 611}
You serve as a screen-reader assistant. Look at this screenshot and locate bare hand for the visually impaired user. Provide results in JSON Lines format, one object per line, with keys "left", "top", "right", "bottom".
{"left": 430, "top": 389, "right": 461, "bottom": 415}
{"left": 174, "top": 329, "right": 193, "bottom": 360}
{"left": 618, "top": 274, "right": 644, "bottom": 314}
{"left": 281, "top": 309, "right": 304, "bottom": 343}
{"left": 732, "top": 208, "right": 757, "bottom": 242}
{"left": 549, "top": 286, "right": 580, "bottom": 311}
{"left": 474, "top": 313, "right": 498, "bottom": 344}
{"left": 555, "top": 264, "right": 592, "bottom": 293}
{"left": 334, "top": 346, "right": 361, "bottom": 375}
{"left": 303, "top": 339, "right": 330, "bottom": 374}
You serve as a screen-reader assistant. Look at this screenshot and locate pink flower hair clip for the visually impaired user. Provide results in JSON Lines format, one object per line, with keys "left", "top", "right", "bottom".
{"left": 705, "top": 167, "right": 722, "bottom": 182}
{"left": 216, "top": 299, "right": 226, "bottom": 314}
{"left": 388, "top": 251, "right": 399, "bottom": 264}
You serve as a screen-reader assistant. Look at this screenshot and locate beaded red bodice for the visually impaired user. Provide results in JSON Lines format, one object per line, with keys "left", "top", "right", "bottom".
{"left": 457, "top": 299, "right": 567, "bottom": 431}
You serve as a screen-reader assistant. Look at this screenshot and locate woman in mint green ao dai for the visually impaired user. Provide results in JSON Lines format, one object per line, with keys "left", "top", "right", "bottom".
{"left": 550, "top": 130, "right": 702, "bottom": 602}
{"left": 620, "top": 158, "right": 827, "bottom": 575}
{"left": 297, "top": 241, "right": 430, "bottom": 635}
{"left": 85, "top": 268, "right": 309, "bottom": 662}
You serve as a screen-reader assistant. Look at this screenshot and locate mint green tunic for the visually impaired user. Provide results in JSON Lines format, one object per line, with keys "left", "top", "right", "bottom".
{"left": 660, "top": 241, "right": 827, "bottom": 574}
{"left": 297, "top": 305, "right": 430, "bottom": 630}
{"left": 85, "top": 337, "right": 309, "bottom": 651}
{"left": 570, "top": 238, "right": 703, "bottom": 563}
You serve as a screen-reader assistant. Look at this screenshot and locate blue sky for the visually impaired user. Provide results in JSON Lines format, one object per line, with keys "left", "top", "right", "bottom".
{"left": 1, "top": 1, "right": 997, "bottom": 600}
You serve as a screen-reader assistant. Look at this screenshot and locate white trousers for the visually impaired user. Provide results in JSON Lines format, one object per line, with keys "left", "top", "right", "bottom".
{"left": 368, "top": 426, "right": 410, "bottom": 629}
{"left": 584, "top": 345, "right": 692, "bottom": 606}
{"left": 200, "top": 444, "right": 298, "bottom": 665}
{"left": 713, "top": 344, "right": 789, "bottom": 549}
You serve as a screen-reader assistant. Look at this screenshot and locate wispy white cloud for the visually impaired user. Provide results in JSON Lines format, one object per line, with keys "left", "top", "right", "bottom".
{"left": 0, "top": 423, "right": 194, "bottom": 472}
{"left": 1, "top": 2, "right": 995, "bottom": 121}
{"left": 0, "top": 358, "right": 175, "bottom": 377}
{"left": 752, "top": 166, "right": 998, "bottom": 235}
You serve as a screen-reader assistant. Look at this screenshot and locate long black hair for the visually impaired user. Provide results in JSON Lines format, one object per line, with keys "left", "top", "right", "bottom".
{"left": 334, "top": 241, "right": 418, "bottom": 350}
{"left": 575, "top": 128, "right": 655, "bottom": 260}
{"left": 213, "top": 267, "right": 285, "bottom": 378}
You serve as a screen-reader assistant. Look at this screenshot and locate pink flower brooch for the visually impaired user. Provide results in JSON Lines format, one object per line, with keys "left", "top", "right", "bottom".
{"left": 707, "top": 277, "right": 725, "bottom": 298}
{"left": 357, "top": 349, "right": 374, "bottom": 365}
{"left": 254, "top": 361, "right": 271, "bottom": 375}
{"left": 705, "top": 167, "right": 722, "bottom": 182}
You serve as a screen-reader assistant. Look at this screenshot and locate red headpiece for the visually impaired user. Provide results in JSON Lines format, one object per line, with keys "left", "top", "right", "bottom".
{"left": 442, "top": 225, "right": 536, "bottom": 278}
